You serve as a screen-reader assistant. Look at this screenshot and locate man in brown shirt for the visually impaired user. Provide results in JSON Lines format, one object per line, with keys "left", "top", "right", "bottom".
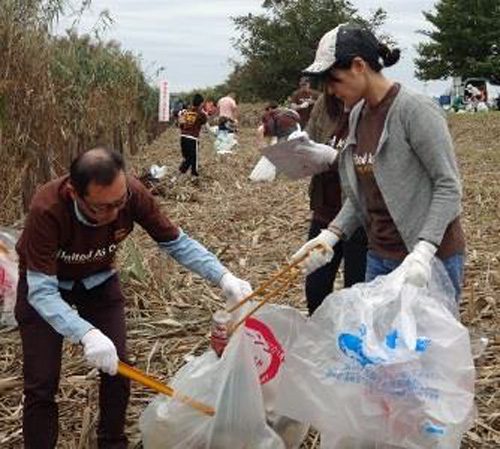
{"left": 15, "top": 147, "right": 252, "bottom": 449}
{"left": 289, "top": 76, "right": 320, "bottom": 129}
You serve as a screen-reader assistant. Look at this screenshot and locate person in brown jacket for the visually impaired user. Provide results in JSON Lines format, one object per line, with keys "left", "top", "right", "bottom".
{"left": 15, "top": 148, "right": 252, "bottom": 449}
{"left": 289, "top": 76, "right": 320, "bottom": 129}
{"left": 304, "top": 91, "right": 367, "bottom": 314}
{"left": 178, "top": 93, "right": 207, "bottom": 177}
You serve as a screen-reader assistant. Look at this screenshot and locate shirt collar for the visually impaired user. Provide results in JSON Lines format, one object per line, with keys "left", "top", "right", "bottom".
{"left": 73, "top": 200, "right": 100, "bottom": 227}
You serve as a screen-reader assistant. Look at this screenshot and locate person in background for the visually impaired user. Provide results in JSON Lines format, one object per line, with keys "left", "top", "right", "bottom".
{"left": 202, "top": 98, "right": 218, "bottom": 125}
{"left": 171, "top": 97, "right": 186, "bottom": 126}
{"left": 259, "top": 105, "right": 301, "bottom": 142}
{"left": 293, "top": 23, "right": 465, "bottom": 304}
{"left": 304, "top": 91, "right": 367, "bottom": 314}
{"left": 250, "top": 105, "right": 301, "bottom": 182}
{"left": 289, "top": 76, "right": 320, "bottom": 129}
{"left": 202, "top": 98, "right": 217, "bottom": 117}
{"left": 178, "top": 93, "right": 207, "bottom": 177}
{"left": 209, "top": 117, "right": 238, "bottom": 155}
{"left": 217, "top": 92, "right": 239, "bottom": 131}
{"left": 15, "top": 147, "right": 252, "bottom": 449}
{"left": 256, "top": 102, "right": 279, "bottom": 146}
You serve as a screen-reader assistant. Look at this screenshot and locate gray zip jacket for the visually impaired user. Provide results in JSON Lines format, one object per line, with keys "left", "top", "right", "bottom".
{"left": 328, "top": 85, "right": 462, "bottom": 251}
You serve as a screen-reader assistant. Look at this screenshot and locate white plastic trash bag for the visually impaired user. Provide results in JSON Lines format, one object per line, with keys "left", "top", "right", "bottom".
{"left": 320, "top": 433, "right": 402, "bottom": 449}
{"left": 140, "top": 304, "right": 308, "bottom": 449}
{"left": 149, "top": 164, "right": 168, "bottom": 180}
{"left": 249, "top": 156, "right": 277, "bottom": 182}
{"left": 275, "top": 261, "right": 475, "bottom": 449}
{"left": 247, "top": 305, "right": 310, "bottom": 449}
{"left": 476, "top": 101, "right": 488, "bottom": 112}
{"left": 140, "top": 328, "right": 283, "bottom": 449}
{"left": 213, "top": 129, "right": 238, "bottom": 154}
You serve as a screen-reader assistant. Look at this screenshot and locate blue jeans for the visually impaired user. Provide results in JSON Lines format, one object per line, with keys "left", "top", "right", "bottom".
{"left": 365, "top": 251, "right": 465, "bottom": 301}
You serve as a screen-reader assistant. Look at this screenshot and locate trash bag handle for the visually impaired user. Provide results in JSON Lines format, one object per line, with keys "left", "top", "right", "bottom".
{"left": 117, "top": 361, "right": 215, "bottom": 416}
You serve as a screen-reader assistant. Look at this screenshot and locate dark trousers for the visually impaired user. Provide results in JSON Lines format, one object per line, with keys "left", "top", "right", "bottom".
{"left": 179, "top": 136, "right": 199, "bottom": 176}
{"left": 15, "top": 275, "right": 130, "bottom": 449}
{"left": 305, "top": 220, "right": 367, "bottom": 314}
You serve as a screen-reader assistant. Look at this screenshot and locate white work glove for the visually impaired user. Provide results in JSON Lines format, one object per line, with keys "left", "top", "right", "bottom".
{"left": 219, "top": 272, "right": 253, "bottom": 309}
{"left": 400, "top": 240, "right": 437, "bottom": 288}
{"left": 287, "top": 130, "right": 338, "bottom": 168}
{"left": 291, "top": 229, "right": 340, "bottom": 275}
{"left": 287, "top": 129, "right": 308, "bottom": 141}
{"left": 81, "top": 329, "right": 119, "bottom": 375}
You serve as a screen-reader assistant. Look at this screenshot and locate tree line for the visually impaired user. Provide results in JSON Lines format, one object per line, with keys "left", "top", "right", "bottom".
{"left": 0, "top": 0, "right": 159, "bottom": 221}
{"left": 190, "top": 0, "right": 500, "bottom": 103}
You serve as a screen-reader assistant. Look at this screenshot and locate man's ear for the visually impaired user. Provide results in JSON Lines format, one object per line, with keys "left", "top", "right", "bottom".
{"left": 67, "top": 182, "right": 77, "bottom": 201}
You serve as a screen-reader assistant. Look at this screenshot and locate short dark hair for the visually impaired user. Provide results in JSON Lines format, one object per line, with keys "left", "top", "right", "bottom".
{"left": 192, "top": 93, "right": 204, "bottom": 107}
{"left": 70, "top": 147, "right": 125, "bottom": 197}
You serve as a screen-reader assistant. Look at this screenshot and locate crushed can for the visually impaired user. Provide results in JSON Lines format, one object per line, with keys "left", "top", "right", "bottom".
{"left": 210, "top": 310, "right": 232, "bottom": 357}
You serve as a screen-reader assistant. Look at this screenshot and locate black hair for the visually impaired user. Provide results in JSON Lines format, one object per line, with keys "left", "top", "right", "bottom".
{"left": 265, "top": 101, "right": 279, "bottom": 111}
{"left": 70, "top": 147, "right": 125, "bottom": 197}
{"left": 324, "top": 93, "right": 344, "bottom": 121}
{"left": 192, "top": 93, "right": 204, "bottom": 107}
{"left": 377, "top": 42, "right": 401, "bottom": 68}
{"left": 333, "top": 29, "right": 400, "bottom": 72}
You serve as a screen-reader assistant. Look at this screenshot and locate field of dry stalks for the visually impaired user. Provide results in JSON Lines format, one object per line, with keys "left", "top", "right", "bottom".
{"left": 0, "top": 112, "right": 499, "bottom": 448}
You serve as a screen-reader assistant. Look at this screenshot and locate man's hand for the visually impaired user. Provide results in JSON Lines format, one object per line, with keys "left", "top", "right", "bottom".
{"left": 400, "top": 240, "right": 437, "bottom": 287}
{"left": 81, "top": 329, "right": 119, "bottom": 375}
{"left": 291, "top": 229, "right": 340, "bottom": 275}
{"left": 219, "top": 272, "right": 253, "bottom": 309}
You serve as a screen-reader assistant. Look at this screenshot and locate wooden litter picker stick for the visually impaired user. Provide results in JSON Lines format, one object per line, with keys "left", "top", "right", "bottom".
{"left": 117, "top": 361, "right": 215, "bottom": 417}
{"left": 231, "top": 268, "right": 299, "bottom": 333}
{"left": 118, "top": 245, "right": 326, "bottom": 412}
{"left": 227, "top": 243, "right": 324, "bottom": 332}
{"left": 227, "top": 243, "right": 324, "bottom": 314}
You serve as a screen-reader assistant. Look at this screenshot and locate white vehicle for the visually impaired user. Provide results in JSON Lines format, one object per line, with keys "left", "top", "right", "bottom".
{"left": 451, "top": 76, "right": 500, "bottom": 110}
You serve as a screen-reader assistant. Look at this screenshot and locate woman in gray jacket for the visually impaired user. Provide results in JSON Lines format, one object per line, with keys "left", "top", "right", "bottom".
{"left": 293, "top": 23, "right": 465, "bottom": 299}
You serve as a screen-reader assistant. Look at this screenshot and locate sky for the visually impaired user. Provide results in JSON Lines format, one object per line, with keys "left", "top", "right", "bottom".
{"left": 57, "top": 0, "right": 450, "bottom": 96}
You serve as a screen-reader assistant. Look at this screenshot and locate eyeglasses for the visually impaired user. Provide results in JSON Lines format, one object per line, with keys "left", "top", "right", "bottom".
{"left": 80, "top": 189, "right": 131, "bottom": 215}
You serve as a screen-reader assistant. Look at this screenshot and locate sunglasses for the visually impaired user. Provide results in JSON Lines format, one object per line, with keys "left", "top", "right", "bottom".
{"left": 79, "top": 189, "right": 131, "bottom": 215}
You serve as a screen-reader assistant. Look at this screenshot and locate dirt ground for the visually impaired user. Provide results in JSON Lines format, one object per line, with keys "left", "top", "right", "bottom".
{"left": 0, "top": 112, "right": 499, "bottom": 448}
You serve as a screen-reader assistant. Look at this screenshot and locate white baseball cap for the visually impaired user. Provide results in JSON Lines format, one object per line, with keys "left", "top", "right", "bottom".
{"left": 303, "top": 23, "right": 381, "bottom": 75}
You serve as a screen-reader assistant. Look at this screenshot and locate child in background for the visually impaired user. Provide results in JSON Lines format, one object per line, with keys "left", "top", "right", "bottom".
{"left": 178, "top": 93, "right": 207, "bottom": 177}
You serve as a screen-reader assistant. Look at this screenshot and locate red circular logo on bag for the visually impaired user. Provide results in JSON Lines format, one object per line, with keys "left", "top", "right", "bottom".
{"left": 245, "top": 317, "right": 285, "bottom": 384}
